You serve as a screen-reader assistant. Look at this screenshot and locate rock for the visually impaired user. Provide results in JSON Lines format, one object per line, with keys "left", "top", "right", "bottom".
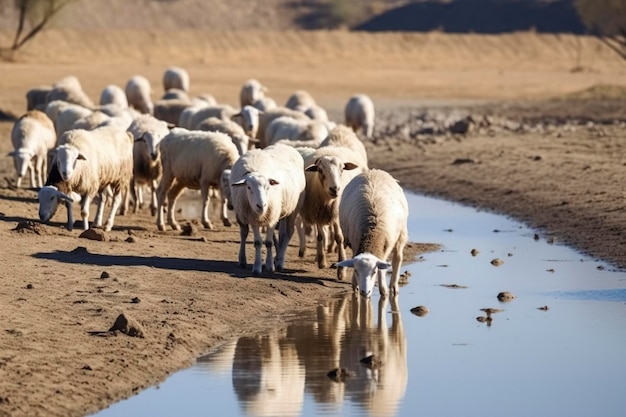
{"left": 131, "top": 297, "right": 141, "bottom": 304}
{"left": 125, "top": 236, "right": 137, "bottom": 243}
{"left": 100, "top": 271, "right": 110, "bottom": 279}
{"left": 480, "top": 307, "right": 504, "bottom": 318}
{"left": 360, "top": 354, "right": 382, "bottom": 369}
{"left": 410, "top": 305, "right": 430, "bottom": 317}
{"left": 108, "top": 313, "right": 144, "bottom": 338}
{"left": 470, "top": 248, "right": 479, "bottom": 256}
{"left": 497, "top": 291, "right": 516, "bottom": 302}
{"left": 180, "top": 222, "right": 197, "bottom": 237}
{"left": 79, "top": 228, "right": 107, "bottom": 241}
{"left": 327, "top": 368, "right": 351, "bottom": 383}
{"left": 490, "top": 258, "right": 504, "bottom": 266}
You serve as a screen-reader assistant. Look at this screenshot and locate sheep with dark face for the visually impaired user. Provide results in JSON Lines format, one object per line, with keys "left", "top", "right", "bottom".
{"left": 337, "top": 169, "right": 408, "bottom": 298}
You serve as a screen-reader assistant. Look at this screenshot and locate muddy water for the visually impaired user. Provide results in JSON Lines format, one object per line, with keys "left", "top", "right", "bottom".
{"left": 92, "top": 193, "right": 626, "bottom": 417}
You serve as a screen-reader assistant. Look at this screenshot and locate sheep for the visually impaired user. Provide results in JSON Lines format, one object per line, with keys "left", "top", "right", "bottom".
{"left": 252, "top": 96, "right": 277, "bottom": 111}
{"left": 38, "top": 126, "right": 133, "bottom": 232}
{"left": 153, "top": 98, "right": 193, "bottom": 126}
{"left": 9, "top": 110, "right": 56, "bottom": 188}
{"left": 26, "top": 86, "right": 52, "bottom": 111}
{"left": 256, "top": 107, "right": 311, "bottom": 148}
{"left": 163, "top": 66, "right": 190, "bottom": 93}
{"left": 54, "top": 104, "right": 93, "bottom": 138}
{"left": 320, "top": 125, "right": 368, "bottom": 168}
{"left": 125, "top": 75, "right": 153, "bottom": 115}
{"left": 46, "top": 76, "right": 95, "bottom": 109}
{"left": 345, "top": 94, "right": 375, "bottom": 140}
{"left": 285, "top": 90, "right": 316, "bottom": 112}
{"left": 70, "top": 111, "right": 111, "bottom": 131}
{"left": 188, "top": 104, "right": 238, "bottom": 130}
{"left": 127, "top": 114, "right": 171, "bottom": 216}
{"left": 229, "top": 143, "right": 306, "bottom": 275}
{"left": 196, "top": 116, "right": 257, "bottom": 155}
{"left": 239, "top": 79, "right": 268, "bottom": 108}
{"left": 99, "top": 84, "right": 128, "bottom": 107}
{"left": 304, "top": 104, "right": 329, "bottom": 123}
{"left": 194, "top": 94, "right": 217, "bottom": 106}
{"left": 300, "top": 146, "right": 364, "bottom": 279}
{"left": 336, "top": 169, "right": 409, "bottom": 298}
{"left": 235, "top": 105, "right": 262, "bottom": 140}
{"left": 156, "top": 129, "right": 239, "bottom": 231}
{"left": 265, "top": 116, "right": 329, "bottom": 148}
{"left": 161, "top": 88, "right": 190, "bottom": 101}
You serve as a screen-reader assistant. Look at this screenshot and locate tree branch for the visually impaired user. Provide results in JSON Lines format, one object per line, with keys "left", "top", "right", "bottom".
{"left": 596, "top": 34, "right": 626, "bottom": 60}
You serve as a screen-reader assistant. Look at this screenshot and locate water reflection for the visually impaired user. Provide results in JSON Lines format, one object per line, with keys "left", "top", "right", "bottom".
{"left": 197, "top": 293, "right": 407, "bottom": 417}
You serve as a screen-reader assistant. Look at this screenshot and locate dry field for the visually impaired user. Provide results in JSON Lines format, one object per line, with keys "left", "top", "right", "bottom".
{"left": 0, "top": 29, "right": 625, "bottom": 417}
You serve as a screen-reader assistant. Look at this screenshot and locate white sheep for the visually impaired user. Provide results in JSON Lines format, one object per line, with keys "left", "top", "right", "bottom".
{"left": 345, "top": 94, "right": 375, "bottom": 140}
{"left": 188, "top": 104, "right": 238, "bottom": 130}
{"left": 9, "top": 110, "right": 56, "bottom": 188}
{"left": 47, "top": 76, "right": 94, "bottom": 109}
{"left": 229, "top": 143, "right": 306, "bottom": 275}
{"left": 265, "top": 115, "right": 329, "bottom": 148}
{"left": 196, "top": 116, "right": 257, "bottom": 155}
{"left": 153, "top": 98, "right": 193, "bottom": 126}
{"left": 252, "top": 96, "right": 277, "bottom": 111}
{"left": 26, "top": 86, "right": 52, "bottom": 111}
{"left": 163, "top": 66, "right": 190, "bottom": 93}
{"left": 161, "top": 88, "right": 190, "bottom": 102}
{"left": 320, "top": 125, "right": 368, "bottom": 168}
{"left": 235, "top": 105, "right": 262, "bottom": 140}
{"left": 126, "top": 114, "right": 171, "bottom": 215}
{"left": 285, "top": 90, "right": 316, "bottom": 112}
{"left": 38, "top": 126, "right": 133, "bottom": 232}
{"left": 54, "top": 104, "right": 93, "bottom": 138}
{"left": 99, "top": 84, "right": 128, "bottom": 108}
{"left": 256, "top": 107, "right": 311, "bottom": 148}
{"left": 70, "top": 110, "right": 111, "bottom": 131}
{"left": 336, "top": 169, "right": 409, "bottom": 297}
{"left": 239, "top": 79, "right": 268, "bottom": 108}
{"left": 156, "top": 129, "right": 239, "bottom": 231}
{"left": 301, "top": 146, "right": 364, "bottom": 279}
{"left": 125, "top": 75, "right": 154, "bottom": 115}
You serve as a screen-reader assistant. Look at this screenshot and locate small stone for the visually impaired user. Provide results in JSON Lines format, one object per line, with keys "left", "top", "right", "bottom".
{"left": 109, "top": 313, "right": 145, "bottom": 338}
{"left": 360, "top": 355, "right": 382, "bottom": 369}
{"left": 537, "top": 305, "right": 550, "bottom": 311}
{"left": 125, "top": 236, "right": 137, "bottom": 243}
{"left": 327, "top": 368, "right": 351, "bottom": 383}
{"left": 470, "top": 248, "right": 479, "bottom": 256}
{"left": 100, "top": 271, "right": 110, "bottom": 279}
{"left": 497, "top": 291, "right": 516, "bottom": 302}
{"left": 131, "top": 297, "right": 141, "bottom": 304}
{"left": 490, "top": 258, "right": 504, "bottom": 266}
{"left": 480, "top": 307, "right": 504, "bottom": 318}
{"left": 180, "top": 223, "right": 197, "bottom": 237}
{"left": 82, "top": 364, "right": 93, "bottom": 371}
{"left": 79, "top": 228, "right": 107, "bottom": 241}
{"left": 410, "top": 305, "right": 430, "bottom": 317}
{"left": 25, "top": 283, "right": 33, "bottom": 289}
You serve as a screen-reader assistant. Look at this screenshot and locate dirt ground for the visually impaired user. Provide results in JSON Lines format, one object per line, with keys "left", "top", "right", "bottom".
{"left": 0, "top": 30, "right": 625, "bottom": 417}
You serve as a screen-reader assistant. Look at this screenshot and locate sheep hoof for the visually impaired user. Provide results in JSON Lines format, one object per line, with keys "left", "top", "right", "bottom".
{"left": 222, "top": 219, "right": 232, "bottom": 227}
{"left": 252, "top": 269, "right": 261, "bottom": 277}
{"left": 157, "top": 224, "right": 166, "bottom": 232}
{"left": 298, "top": 249, "right": 305, "bottom": 258}
{"left": 150, "top": 208, "right": 157, "bottom": 216}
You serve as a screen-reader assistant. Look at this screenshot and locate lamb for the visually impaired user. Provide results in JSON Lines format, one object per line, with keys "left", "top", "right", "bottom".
{"left": 47, "top": 76, "right": 95, "bottom": 109}
{"left": 125, "top": 75, "right": 154, "bottom": 115}
{"left": 300, "top": 146, "right": 364, "bottom": 279}
{"left": 9, "top": 110, "right": 56, "bottom": 188}
{"left": 38, "top": 126, "right": 133, "bottom": 232}
{"left": 285, "top": 90, "right": 316, "bottom": 112}
{"left": 264, "top": 115, "right": 329, "bottom": 148}
{"left": 229, "top": 143, "right": 306, "bottom": 275}
{"left": 239, "top": 79, "right": 268, "bottom": 108}
{"left": 163, "top": 66, "right": 190, "bottom": 93}
{"left": 156, "top": 129, "right": 239, "bottom": 231}
{"left": 196, "top": 116, "right": 256, "bottom": 155}
{"left": 345, "top": 94, "right": 375, "bottom": 140}
{"left": 336, "top": 169, "right": 409, "bottom": 298}
{"left": 26, "top": 86, "right": 52, "bottom": 111}
{"left": 127, "top": 114, "right": 171, "bottom": 216}
{"left": 320, "top": 125, "right": 368, "bottom": 168}
{"left": 99, "top": 84, "right": 128, "bottom": 107}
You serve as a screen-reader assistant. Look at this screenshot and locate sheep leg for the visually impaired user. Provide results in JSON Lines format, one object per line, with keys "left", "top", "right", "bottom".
{"left": 238, "top": 218, "right": 249, "bottom": 268}
{"left": 65, "top": 199, "right": 74, "bottom": 231}
{"left": 264, "top": 225, "right": 276, "bottom": 273}
{"left": 390, "top": 246, "right": 404, "bottom": 296}
{"left": 166, "top": 182, "right": 185, "bottom": 231}
{"left": 28, "top": 161, "right": 36, "bottom": 189}
{"left": 35, "top": 157, "right": 44, "bottom": 189}
{"left": 156, "top": 171, "right": 174, "bottom": 231}
{"left": 220, "top": 194, "right": 231, "bottom": 227}
{"left": 296, "top": 215, "right": 306, "bottom": 258}
{"left": 80, "top": 194, "right": 91, "bottom": 230}
{"left": 316, "top": 223, "right": 328, "bottom": 269}
{"left": 333, "top": 220, "right": 347, "bottom": 280}
{"left": 252, "top": 225, "right": 264, "bottom": 276}
{"left": 276, "top": 213, "right": 297, "bottom": 271}
{"left": 200, "top": 185, "right": 214, "bottom": 230}
{"left": 103, "top": 190, "right": 123, "bottom": 232}
{"left": 93, "top": 193, "right": 106, "bottom": 229}
{"left": 377, "top": 268, "right": 389, "bottom": 298}
{"left": 149, "top": 180, "right": 158, "bottom": 216}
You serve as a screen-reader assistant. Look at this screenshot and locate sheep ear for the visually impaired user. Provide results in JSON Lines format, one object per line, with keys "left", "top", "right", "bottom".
{"left": 336, "top": 259, "right": 355, "bottom": 268}
{"left": 166, "top": 123, "right": 176, "bottom": 129}
{"left": 269, "top": 178, "right": 279, "bottom": 186}
{"left": 248, "top": 137, "right": 260, "bottom": 143}
{"left": 56, "top": 191, "right": 74, "bottom": 203}
{"left": 7, "top": 151, "right": 15, "bottom": 157}
{"left": 77, "top": 153, "right": 87, "bottom": 161}
{"left": 305, "top": 164, "right": 318, "bottom": 172}
{"left": 343, "top": 162, "right": 359, "bottom": 171}
{"left": 231, "top": 178, "right": 247, "bottom": 187}
{"left": 376, "top": 261, "right": 392, "bottom": 270}
{"left": 134, "top": 134, "right": 145, "bottom": 143}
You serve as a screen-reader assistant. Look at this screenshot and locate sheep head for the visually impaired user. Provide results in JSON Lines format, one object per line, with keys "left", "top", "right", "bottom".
{"left": 55, "top": 144, "right": 86, "bottom": 181}
{"left": 336, "top": 253, "right": 391, "bottom": 298}
{"left": 38, "top": 185, "right": 73, "bottom": 223}
{"left": 305, "top": 156, "right": 359, "bottom": 199}
{"left": 231, "top": 172, "right": 278, "bottom": 216}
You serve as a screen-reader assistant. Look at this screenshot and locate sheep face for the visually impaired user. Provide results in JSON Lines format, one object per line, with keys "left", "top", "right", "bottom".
{"left": 306, "top": 156, "right": 359, "bottom": 199}
{"left": 138, "top": 131, "right": 164, "bottom": 161}
{"left": 9, "top": 148, "right": 34, "bottom": 185}
{"left": 55, "top": 145, "right": 86, "bottom": 181}
{"left": 337, "top": 253, "right": 391, "bottom": 298}
{"left": 221, "top": 169, "right": 233, "bottom": 210}
{"left": 232, "top": 173, "right": 278, "bottom": 216}
{"left": 238, "top": 106, "right": 261, "bottom": 138}
{"left": 38, "top": 186, "right": 73, "bottom": 222}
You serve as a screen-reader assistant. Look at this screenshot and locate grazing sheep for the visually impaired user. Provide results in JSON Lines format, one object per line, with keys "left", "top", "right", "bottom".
{"left": 235, "top": 105, "right": 262, "bottom": 140}
{"left": 127, "top": 115, "right": 171, "bottom": 216}
{"left": 125, "top": 75, "right": 154, "bottom": 115}
{"left": 252, "top": 96, "right": 277, "bottom": 111}
{"left": 163, "top": 66, "right": 190, "bottom": 93}
{"left": 188, "top": 104, "right": 238, "bottom": 130}
{"left": 304, "top": 104, "right": 330, "bottom": 123}
{"left": 320, "top": 125, "right": 368, "bottom": 168}
{"left": 256, "top": 107, "right": 310, "bottom": 148}
{"left": 196, "top": 116, "right": 256, "bottom": 155}
{"left": 345, "top": 94, "right": 375, "bottom": 140}
{"left": 47, "top": 76, "right": 95, "bottom": 109}
{"left": 153, "top": 98, "right": 193, "bottom": 126}
{"left": 161, "top": 88, "right": 190, "bottom": 101}
{"left": 54, "top": 104, "right": 93, "bottom": 138}
{"left": 336, "top": 169, "right": 409, "bottom": 297}
{"left": 194, "top": 94, "right": 217, "bottom": 106}
{"left": 285, "top": 90, "right": 316, "bottom": 112}
{"left": 230, "top": 143, "right": 306, "bottom": 275}
{"left": 39, "top": 126, "right": 133, "bottom": 232}
{"left": 9, "top": 110, "right": 56, "bottom": 188}
{"left": 99, "top": 84, "right": 128, "bottom": 108}
{"left": 156, "top": 129, "right": 239, "bottom": 231}
{"left": 239, "top": 79, "right": 268, "bottom": 108}
{"left": 26, "top": 86, "right": 52, "bottom": 111}
{"left": 301, "top": 146, "right": 364, "bottom": 279}
{"left": 265, "top": 116, "right": 329, "bottom": 148}
{"left": 71, "top": 111, "right": 111, "bottom": 131}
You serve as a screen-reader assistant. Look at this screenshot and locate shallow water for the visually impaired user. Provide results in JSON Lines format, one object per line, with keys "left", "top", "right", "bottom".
{"left": 92, "top": 193, "right": 626, "bottom": 417}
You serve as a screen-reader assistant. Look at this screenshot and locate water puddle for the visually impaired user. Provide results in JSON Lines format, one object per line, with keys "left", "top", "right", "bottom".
{"left": 92, "top": 193, "right": 626, "bottom": 417}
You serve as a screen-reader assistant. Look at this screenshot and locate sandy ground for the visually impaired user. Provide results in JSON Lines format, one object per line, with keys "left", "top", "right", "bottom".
{"left": 0, "top": 30, "right": 625, "bottom": 417}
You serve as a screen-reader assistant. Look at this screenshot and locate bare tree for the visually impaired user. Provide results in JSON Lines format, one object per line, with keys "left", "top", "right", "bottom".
{"left": 0, "top": 0, "right": 77, "bottom": 58}
{"left": 576, "top": 0, "right": 626, "bottom": 60}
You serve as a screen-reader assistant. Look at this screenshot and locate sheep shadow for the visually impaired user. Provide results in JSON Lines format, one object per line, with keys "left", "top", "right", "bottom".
{"left": 0, "top": 193, "right": 39, "bottom": 204}
{"left": 31, "top": 248, "right": 331, "bottom": 285}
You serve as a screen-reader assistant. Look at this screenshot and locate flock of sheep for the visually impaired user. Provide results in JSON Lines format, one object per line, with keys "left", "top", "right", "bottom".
{"left": 10, "top": 67, "right": 409, "bottom": 297}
